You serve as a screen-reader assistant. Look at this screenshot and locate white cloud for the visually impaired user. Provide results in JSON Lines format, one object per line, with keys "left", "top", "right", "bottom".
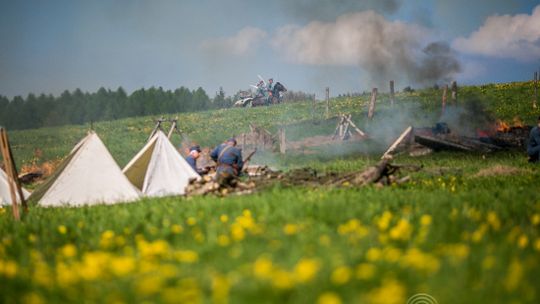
{"left": 200, "top": 27, "right": 267, "bottom": 56}
{"left": 453, "top": 5, "right": 540, "bottom": 61}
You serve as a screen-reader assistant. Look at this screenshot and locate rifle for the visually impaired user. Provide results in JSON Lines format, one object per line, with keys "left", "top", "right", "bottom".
{"left": 241, "top": 148, "right": 257, "bottom": 172}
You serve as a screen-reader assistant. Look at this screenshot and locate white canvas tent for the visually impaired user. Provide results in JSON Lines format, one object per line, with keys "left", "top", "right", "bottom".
{"left": 28, "top": 131, "right": 141, "bottom": 207}
{"left": 123, "top": 130, "right": 200, "bottom": 197}
{"left": 0, "top": 168, "right": 30, "bottom": 206}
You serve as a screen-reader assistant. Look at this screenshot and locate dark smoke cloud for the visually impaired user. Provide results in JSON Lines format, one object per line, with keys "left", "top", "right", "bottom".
{"left": 272, "top": 11, "right": 461, "bottom": 88}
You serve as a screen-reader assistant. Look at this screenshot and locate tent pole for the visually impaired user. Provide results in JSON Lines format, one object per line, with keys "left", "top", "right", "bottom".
{"left": 0, "top": 128, "right": 20, "bottom": 220}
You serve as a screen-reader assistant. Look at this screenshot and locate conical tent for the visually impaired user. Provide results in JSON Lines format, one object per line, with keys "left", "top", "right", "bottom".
{"left": 123, "top": 131, "right": 200, "bottom": 197}
{"left": 0, "top": 169, "right": 30, "bottom": 206}
{"left": 28, "top": 132, "right": 141, "bottom": 207}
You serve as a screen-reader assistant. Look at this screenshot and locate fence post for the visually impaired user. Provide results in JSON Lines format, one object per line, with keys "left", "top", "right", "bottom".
{"left": 451, "top": 81, "right": 458, "bottom": 104}
{"left": 389, "top": 80, "right": 395, "bottom": 106}
{"left": 325, "top": 87, "right": 330, "bottom": 118}
{"left": 442, "top": 84, "right": 448, "bottom": 116}
{"left": 368, "top": 88, "right": 378, "bottom": 120}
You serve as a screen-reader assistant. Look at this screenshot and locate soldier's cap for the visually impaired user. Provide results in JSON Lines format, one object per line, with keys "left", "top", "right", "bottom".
{"left": 189, "top": 145, "right": 201, "bottom": 152}
{"left": 226, "top": 138, "right": 237, "bottom": 144}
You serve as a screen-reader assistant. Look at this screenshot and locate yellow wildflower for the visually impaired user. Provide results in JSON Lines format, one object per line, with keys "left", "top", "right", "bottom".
{"left": 171, "top": 224, "right": 183, "bottom": 234}
{"left": 356, "top": 263, "right": 376, "bottom": 280}
{"left": 253, "top": 257, "right": 273, "bottom": 280}
{"left": 389, "top": 219, "right": 412, "bottom": 241}
{"left": 22, "top": 292, "right": 44, "bottom": 304}
{"left": 487, "top": 212, "right": 501, "bottom": 230}
{"left": 218, "top": 235, "right": 230, "bottom": 247}
{"left": 531, "top": 213, "right": 540, "bottom": 226}
{"left": 294, "top": 258, "right": 320, "bottom": 283}
{"left": 57, "top": 225, "right": 67, "bottom": 234}
{"left": 283, "top": 223, "right": 299, "bottom": 235}
{"left": 174, "top": 250, "right": 198, "bottom": 263}
{"left": 230, "top": 224, "right": 245, "bottom": 241}
{"left": 212, "top": 273, "right": 230, "bottom": 304}
{"left": 0, "top": 260, "right": 18, "bottom": 278}
{"left": 420, "top": 214, "right": 432, "bottom": 226}
{"left": 187, "top": 217, "right": 197, "bottom": 226}
{"left": 482, "top": 256, "right": 496, "bottom": 270}
{"left": 220, "top": 214, "right": 229, "bottom": 223}
{"left": 366, "top": 248, "right": 382, "bottom": 262}
{"left": 271, "top": 269, "right": 294, "bottom": 289}
{"left": 110, "top": 256, "right": 135, "bottom": 276}
{"left": 331, "top": 266, "right": 352, "bottom": 285}
{"left": 377, "top": 211, "right": 393, "bottom": 231}
{"left": 365, "top": 278, "right": 406, "bottom": 304}
{"left": 59, "top": 244, "right": 77, "bottom": 258}
{"left": 317, "top": 292, "right": 342, "bottom": 304}
{"left": 518, "top": 235, "right": 528, "bottom": 248}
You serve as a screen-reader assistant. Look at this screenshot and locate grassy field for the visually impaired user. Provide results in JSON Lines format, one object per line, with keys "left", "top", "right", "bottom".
{"left": 1, "top": 81, "right": 540, "bottom": 303}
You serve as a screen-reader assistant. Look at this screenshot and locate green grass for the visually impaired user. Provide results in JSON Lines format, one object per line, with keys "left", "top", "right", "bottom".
{"left": 1, "top": 81, "right": 540, "bottom": 303}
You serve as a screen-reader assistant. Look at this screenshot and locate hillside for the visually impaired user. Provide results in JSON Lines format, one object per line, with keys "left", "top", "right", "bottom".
{"left": 6, "top": 81, "right": 539, "bottom": 169}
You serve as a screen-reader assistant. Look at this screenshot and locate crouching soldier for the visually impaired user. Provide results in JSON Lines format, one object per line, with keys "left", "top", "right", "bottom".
{"left": 185, "top": 145, "right": 209, "bottom": 175}
{"left": 527, "top": 116, "right": 540, "bottom": 163}
{"left": 210, "top": 138, "right": 243, "bottom": 185}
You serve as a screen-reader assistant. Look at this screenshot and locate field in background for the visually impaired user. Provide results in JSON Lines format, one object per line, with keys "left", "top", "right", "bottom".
{"left": 1, "top": 81, "right": 540, "bottom": 303}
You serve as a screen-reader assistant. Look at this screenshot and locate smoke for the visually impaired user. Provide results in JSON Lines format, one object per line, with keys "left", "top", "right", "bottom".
{"left": 271, "top": 11, "right": 461, "bottom": 88}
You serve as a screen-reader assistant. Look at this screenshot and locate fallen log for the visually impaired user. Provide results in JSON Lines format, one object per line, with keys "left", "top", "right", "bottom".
{"left": 382, "top": 126, "right": 413, "bottom": 159}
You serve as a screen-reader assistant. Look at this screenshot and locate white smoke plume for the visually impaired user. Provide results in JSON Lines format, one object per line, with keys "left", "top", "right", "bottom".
{"left": 271, "top": 11, "right": 461, "bottom": 87}
{"left": 453, "top": 5, "right": 540, "bottom": 61}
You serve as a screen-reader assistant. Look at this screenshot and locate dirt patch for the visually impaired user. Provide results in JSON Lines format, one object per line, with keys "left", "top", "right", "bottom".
{"left": 473, "top": 165, "right": 523, "bottom": 177}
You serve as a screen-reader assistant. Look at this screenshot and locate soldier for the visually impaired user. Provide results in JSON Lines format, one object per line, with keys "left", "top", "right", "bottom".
{"left": 210, "top": 138, "right": 244, "bottom": 183}
{"left": 527, "top": 116, "right": 540, "bottom": 163}
{"left": 266, "top": 78, "right": 274, "bottom": 104}
{"left": 185, "top": 145, "right": 202, "bottom": 173}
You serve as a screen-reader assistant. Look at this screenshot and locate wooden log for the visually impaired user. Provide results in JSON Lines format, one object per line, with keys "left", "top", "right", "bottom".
{"left": 344, "top": 115, "right": 367, "bottom": 137}
{"left": 368, "top": 88, "right": 377, "bottom": 120}
{"left": 451, "top": 81, "right": 457, "bottom": 104}
{"left": 381, "top": 126, "right": 413, "bottom": 159}
{"left": 389, "top": 81, "right": 395, "bottom": 106}
{"left": 351, "top": 159, "right": 390, "bottom": 186}
{"left": 442, "top": 84, "right": 448, "bottom": 116}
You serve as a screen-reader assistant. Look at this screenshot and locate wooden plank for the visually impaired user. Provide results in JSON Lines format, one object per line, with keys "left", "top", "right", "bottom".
{"left": 382, "top": 126, "right": 413, "bottom": 159}
{"left": 344, "top": 116, "right": 367, "bottom": 137}
{"left": 415, "top": 134, "right": 473, "bottom": 152}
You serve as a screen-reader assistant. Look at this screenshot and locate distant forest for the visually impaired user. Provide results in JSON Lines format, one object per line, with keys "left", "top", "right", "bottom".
{"left": 0, "top": 86, "right": 233, "bottom": 130}
{"left": 0, "top": 86, "right": 316, "bottom": 130}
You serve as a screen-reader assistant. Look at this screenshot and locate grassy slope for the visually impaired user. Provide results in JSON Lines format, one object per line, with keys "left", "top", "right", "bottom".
{"left": 1, "top": 81, "right": 540, "bottom": 304}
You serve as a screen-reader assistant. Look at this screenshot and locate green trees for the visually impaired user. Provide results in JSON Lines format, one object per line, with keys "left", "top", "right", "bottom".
{"left": 0, "top": 86, "right": 227, "bottom": 130}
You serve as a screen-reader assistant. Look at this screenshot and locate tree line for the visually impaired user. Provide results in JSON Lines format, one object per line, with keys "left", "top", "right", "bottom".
{"left": 0, "top": 86, "right": 235, "bottom": 130}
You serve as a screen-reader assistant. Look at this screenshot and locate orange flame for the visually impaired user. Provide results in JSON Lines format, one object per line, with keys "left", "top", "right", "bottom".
{"left": 512, "top": 116, "right": 524, "bottom": 128}
{"left": 496, "top": 120, "right": 510, "bottom": 132}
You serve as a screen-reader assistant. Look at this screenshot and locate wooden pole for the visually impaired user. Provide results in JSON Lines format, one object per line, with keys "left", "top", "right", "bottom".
{"left": 534, "top": 71, "right": 538, "bottom": 109}
{"left": 442, "top": 84, "right": 448, "bottom": 116}
{"left": 325, "top": 87, "right": 330, "bottom": 118}
{"left": 381, "top": 126, "right": 413, "bottom": 160}
{"left": 389, "top": 81, "right": 395, "bottom": 106}
{"left": 279, "top": 128, "right": 286, "bottom": 154}
{"left": 451, "top": 81, "right": 458, "bottom": 104}
{"left": 368, "top": 88, "right": 378, "bottom": 120}
{"left": 0, "top": 128, "right": 20, "bottom": 220}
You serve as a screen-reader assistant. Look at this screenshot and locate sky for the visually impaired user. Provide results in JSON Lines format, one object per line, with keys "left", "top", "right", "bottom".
{"left": 1, "top": 0, "right": 539, "bottom": 99}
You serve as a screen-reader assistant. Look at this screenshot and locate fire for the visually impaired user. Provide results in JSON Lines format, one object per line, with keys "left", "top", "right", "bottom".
{"left": 512, "top": 116, "right": 524, "bottom": 128}
{"left": 496, "top": 120, "right": 510, "bottom": 132}
{"left": 495, "top": 116, "right": 526, "bottom": 133}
